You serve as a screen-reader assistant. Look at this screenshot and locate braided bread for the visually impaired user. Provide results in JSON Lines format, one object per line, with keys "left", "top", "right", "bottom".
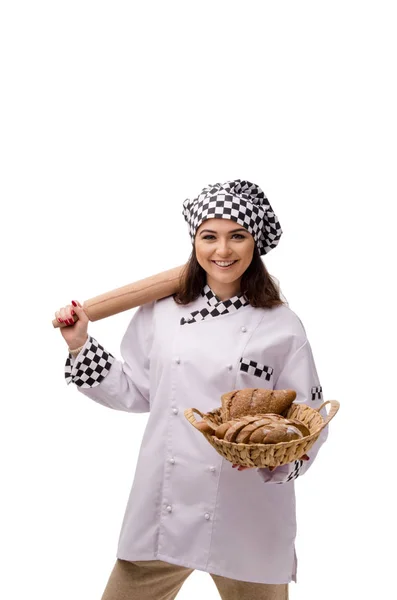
{"left": 224, "top": 413, "right": 310, "bottom": 444}
{"left": 197, "top": 413, "right": 310, "bottom": 444}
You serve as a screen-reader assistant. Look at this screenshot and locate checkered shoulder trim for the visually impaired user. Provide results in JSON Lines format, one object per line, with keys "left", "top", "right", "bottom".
{"left": 64, "top": 335, "right": 115, "bottom": 388}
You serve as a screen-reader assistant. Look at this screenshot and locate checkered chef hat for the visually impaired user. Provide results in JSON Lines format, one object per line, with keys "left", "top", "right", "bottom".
{"left": 182, "top": 179, "right": 283, "bottom": 256}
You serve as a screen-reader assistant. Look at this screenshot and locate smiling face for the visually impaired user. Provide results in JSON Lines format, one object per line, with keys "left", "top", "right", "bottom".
{"left": 194, "top": 218, "right": 256, "bottom": 299}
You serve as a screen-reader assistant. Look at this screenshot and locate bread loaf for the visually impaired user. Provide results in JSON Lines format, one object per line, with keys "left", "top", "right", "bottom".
{"left": 220, "top": 388, "right": 296, "bottom": 422}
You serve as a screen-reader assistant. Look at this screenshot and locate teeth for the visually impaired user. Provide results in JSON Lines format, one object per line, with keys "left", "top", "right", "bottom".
{"left": 214, "top": 261, "right": 235, "bottom": 266}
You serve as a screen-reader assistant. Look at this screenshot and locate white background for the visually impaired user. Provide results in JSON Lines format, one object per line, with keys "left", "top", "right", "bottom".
{"left": 1, "top": 1, "right": 396, "bottom": 598}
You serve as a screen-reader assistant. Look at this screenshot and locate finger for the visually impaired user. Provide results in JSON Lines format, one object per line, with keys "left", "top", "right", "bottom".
{"left": 59, "top": 307, "right": 68, "bottom": 322}
{"left": 64, "top": 304, "right": 75, "bottom": 324}
{"left": 59, "top": 305, "right": 73, "bottom": 325}
{"left": 62, "top": 303, "right": 77, "bottom": 325}
{"left": 72, "top": 299, "right": 84, "bottom": 311}
{"left": 71, "top": 300, "right": 88, "bottom": 321}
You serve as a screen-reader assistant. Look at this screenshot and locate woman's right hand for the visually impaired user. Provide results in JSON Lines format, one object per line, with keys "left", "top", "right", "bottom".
{"left": 55, "top": 300, "right": 89, "bottom": 349}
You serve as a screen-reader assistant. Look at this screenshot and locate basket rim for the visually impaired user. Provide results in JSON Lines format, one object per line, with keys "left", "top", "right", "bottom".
{"left": 202, "top": 426, "right": 321, "bottom": 449}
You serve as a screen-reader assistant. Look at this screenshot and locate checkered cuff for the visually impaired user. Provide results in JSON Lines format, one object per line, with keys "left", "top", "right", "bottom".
{"left": 256, "top": 459, "right": 304, "bottom": 484}
{"left": 64, "top": 335, "right": 115, "bottom": 388}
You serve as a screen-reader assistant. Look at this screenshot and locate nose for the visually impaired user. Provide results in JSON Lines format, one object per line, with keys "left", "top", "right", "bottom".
{"left": 213, "top": 239, "right": 233, "bottom": 257}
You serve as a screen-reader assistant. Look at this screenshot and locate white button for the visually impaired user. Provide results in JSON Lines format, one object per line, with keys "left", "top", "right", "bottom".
{"left": 227, "top": 364, "right": 233, "bottom": 370}
{"left": 210, "top": 466, "right": 216, "bottom": 472}
{"left": 172, "top": 408, "right": 178, "bottom": 415}
{"left": 175, "top": 357, "right": 180, "bottom": 364}
{"left": 166, "top": 505, "right": 172, "bottom": 512}
{"left": 204, "top": 513, "right": 210, "bottom": 520}
{"left": 170, "top": 458, "right": 175, "bottom": 464}
{"left": 241, "top": 326, "right": 247, "bottom": 332}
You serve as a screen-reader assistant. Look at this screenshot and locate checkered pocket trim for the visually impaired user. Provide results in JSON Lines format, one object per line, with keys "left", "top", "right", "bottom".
{"left": 311, "top": 385, "right": 323, "bottom": 401}
{"left": 64, "top": 336, "right": 115, "bottom": 388}
{"left": 239, "top": 358, "right": 274, "bottom": 381}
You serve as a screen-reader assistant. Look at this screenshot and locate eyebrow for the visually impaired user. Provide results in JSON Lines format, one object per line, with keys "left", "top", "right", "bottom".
{"left": 199, "top": 228, "right": 247, "bottom": 235}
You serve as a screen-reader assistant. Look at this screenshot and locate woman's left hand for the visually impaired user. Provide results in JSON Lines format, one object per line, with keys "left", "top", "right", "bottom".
{"left": 232, "top": 464, "right": 256, "bottom": 471}
{"left": 232, "top": 454, "right": 310, "bottom": 471}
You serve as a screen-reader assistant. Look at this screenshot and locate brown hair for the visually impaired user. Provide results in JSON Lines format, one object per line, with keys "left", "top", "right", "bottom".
{"left": 173, "top": 243, "right": 286, "bottom": 308}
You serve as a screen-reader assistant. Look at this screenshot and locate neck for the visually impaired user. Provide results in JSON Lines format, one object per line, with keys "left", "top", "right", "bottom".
{"left": 206, "top": 275, "right": 242, "bottom": 301}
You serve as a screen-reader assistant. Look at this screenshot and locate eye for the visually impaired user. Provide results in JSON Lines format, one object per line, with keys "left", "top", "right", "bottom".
{"left": 202, "top": 234, "right": 245, "bottom": 240}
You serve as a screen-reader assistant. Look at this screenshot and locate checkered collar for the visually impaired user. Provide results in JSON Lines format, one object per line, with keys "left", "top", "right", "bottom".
{"left": 180, "top": 283, "right": 250, "bottom": 325}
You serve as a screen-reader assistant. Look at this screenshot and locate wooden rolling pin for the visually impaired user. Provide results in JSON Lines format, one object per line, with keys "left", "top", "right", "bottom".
{"left": 52, "top": 264, "right": 187, "bottom": 328}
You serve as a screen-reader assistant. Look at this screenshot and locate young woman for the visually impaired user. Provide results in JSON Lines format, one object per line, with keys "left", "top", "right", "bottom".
{"left": 56, "top": 179, "right": 328, "bottom": 600}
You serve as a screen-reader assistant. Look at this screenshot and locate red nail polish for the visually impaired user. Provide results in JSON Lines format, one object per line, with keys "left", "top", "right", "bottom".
{"left": 69, "top": 318, "right": 74, "bottom": 325}
{"left": 71, "top": 310, "right": 75, "bottom": 315}
{"left": 57, "top": 318, "right": 62, "bottom": 323}
{"left": 71, "top": 300, "right": 77, "bottom": 307}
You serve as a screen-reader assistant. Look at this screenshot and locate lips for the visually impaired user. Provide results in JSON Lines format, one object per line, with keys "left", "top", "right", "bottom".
{"left": 212, "top": 260, "right": 236, "bottom": 263}
{"left": 211, "top": 260, "right": 238, "bottom": 269}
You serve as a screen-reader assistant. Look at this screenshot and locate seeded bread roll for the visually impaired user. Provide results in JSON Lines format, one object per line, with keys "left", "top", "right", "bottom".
{"left": 220, "top": 388, "right": 296, "bottom": 422}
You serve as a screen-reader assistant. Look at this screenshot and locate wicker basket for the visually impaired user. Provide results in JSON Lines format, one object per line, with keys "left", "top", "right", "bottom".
{"left": 184, "top": 400, "right": 339, "bottom": 468}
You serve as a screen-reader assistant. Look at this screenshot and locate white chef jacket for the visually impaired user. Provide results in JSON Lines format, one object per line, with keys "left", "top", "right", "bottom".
{"left": 64, "top": 284, "right": 328, "bottom": 584}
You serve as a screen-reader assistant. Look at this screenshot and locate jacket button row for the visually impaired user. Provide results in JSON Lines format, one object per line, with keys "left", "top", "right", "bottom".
{"left": 168, "top": 459, "right": 215, "bottom": 472}
{"left": 175, "top": 357, "right": 237, "bottom": 369}
{"left": 241, "top": 326, "right": 247, "bottom": 332}
{"left": 165, "top": 505, "right": 211, "bottom": 520}
{"left": 172, "top": 408, "right": 178, "bottom": 415}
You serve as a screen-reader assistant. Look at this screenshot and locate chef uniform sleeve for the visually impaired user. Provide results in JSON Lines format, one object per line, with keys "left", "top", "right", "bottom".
{"left": 256, "top": 338, "right": 328, "bottom": 484}
{"left": 63, "top": 303, "right": 152, "bottom": 413}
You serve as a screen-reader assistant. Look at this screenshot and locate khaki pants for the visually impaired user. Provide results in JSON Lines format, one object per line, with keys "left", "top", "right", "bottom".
{"left": 101, "top": 558, "right": 289, "bottom": 600}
